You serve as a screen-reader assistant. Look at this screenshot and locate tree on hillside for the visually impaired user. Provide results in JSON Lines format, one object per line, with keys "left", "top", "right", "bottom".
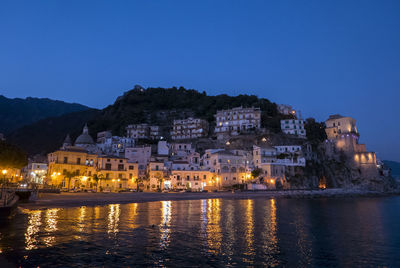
{"left": 0, "top": 140, "right": 28, "bottom": 169}
{"left": 305, "top": 118, "right": 327, "bottom": 144}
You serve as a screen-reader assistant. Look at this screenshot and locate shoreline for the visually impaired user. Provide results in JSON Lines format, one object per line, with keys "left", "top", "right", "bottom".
{"left": 19, "top": 189, "right": 400, "bottom": 209}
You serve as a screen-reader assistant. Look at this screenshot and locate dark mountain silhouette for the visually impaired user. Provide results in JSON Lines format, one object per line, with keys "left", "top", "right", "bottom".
{"left": 7, "top": 109, "right": 100, "bottom": 155}
{"left": 0, "top": 95, "right": 90, "bottom": 134}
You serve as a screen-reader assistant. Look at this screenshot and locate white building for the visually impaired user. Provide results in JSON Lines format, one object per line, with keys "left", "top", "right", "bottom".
{"left": 157, "top": 141, "right": 169, "bottom": 156}
{"left": 149, "top": 125, "right": 161, "bottom": 140}
{"left": 125, "top": 146, "right": 152, "bottom": 171}
{"left": 171, "top": 117, "right": 209, "bottom": 140}
{"left": 27, "top": 162, "right": 48, "bottom": 184}
{"left": 253, "top": 144, "right": 306, "bottom": 168}
{"left": 96, "top": 135, "right": 135, "bottom": 157}
{"left": 281, "top": 119, "right": 306, "bottom": 137}
{"left": 126, "top": 124, "right": 161, "bottom": 140}
{"left": 214, "top": 107, "right": 261, "bottom": 138}
{"left": 274, "top": 145, "right": 302, "bottom": 154}
{"left": 96, "top": 131, "right": 112, "bottom": 143}
{"left": 170, "top": 143, "right": 195, "bottom": 157}
{"left": 277, "top": 104, "right": 296, "bottom": 116}
{"left": 253, "top": 145, "right": 277, "bottom": 167}
{"left": 202, "top": 149, "right": 249, "bottom": 186}
{"left": 325, "top": 114, "right": 357, "bottom": 140}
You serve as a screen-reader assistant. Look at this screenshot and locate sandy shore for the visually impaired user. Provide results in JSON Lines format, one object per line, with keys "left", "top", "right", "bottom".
{"left": 19, "top": 189, "right": 400, "bottom": 209}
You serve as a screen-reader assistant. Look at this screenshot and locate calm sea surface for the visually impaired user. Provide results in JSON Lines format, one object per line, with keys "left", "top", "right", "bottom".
{"left": 1, "top": 197, "right": 400, "bottom": 267}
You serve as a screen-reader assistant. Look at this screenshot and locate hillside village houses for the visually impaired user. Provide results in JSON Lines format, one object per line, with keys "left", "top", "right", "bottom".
{"left": 214, "top": 107, "right": 261, "bottom": 139}
{"left": 126, "top": 123, "right": 161, "bottom": 140}
{"left": 280, "top": 119, "right": 306, "bottom": 138}
{"left": 277, "top": 104, "right": 296, "bottom": 115}
{"left": 171, "top": 117, "right": 209, "bottom": 140}
{"left": 16, "top": 105, "right": 378, "bottom": 193}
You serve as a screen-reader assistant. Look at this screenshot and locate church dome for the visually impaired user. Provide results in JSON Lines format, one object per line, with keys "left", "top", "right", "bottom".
{"left": 75, "top": 124, "right": 94, "bottom": 145}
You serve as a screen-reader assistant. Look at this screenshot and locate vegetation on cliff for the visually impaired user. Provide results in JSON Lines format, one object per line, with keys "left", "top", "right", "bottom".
{"left": 88, "top": 85, "right": 289, "bottom": 136}
{"left": 0, "top": 140, "right": 28, "bottom": 169}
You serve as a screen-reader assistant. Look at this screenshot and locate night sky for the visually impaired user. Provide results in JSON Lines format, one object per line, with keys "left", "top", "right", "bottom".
{"left": 1, "top": 1, "right": 399, "bottom": 161}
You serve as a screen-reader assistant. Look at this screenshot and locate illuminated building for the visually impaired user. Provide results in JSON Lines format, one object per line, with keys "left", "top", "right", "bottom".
{"left": 171, "top": 117, "right": 209, "bottom": 140}
{"left": 325, "top": 114, "right": 358, "bottom": 139}
{"left": 277, "top": 104, "right": 296, "bottom": 115}
{"left": 27, "top": 162, "right": 48, "bottom": 184}
{"left": 202, "top": 149, "right": 250, "bottom": 187}
{"left": 324, "top": 114, "right": 378, "bottom": 178}
{"left": 214, "top": 107, "right": 261, "bottom": 139}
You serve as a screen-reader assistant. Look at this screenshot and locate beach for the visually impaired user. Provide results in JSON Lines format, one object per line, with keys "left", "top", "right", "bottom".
{"left": 19, "top": 189, "right": 400, "bottom": 209}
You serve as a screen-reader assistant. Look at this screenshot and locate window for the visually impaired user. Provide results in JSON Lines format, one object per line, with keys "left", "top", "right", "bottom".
{"left": 129, "top": 165, "right": 134, "bottom": 170}
{"left": 155, "top": 165, "right": 159, "bottom": 170}
{"left": 105, "top": 163, "right": 112, "bottom": 170}
{"left": 118, "top": 174, "right": 123, "bottom": 179}
{"left": 77, "top": 158, "right": 81, "bottom": 164}
{"left": 64, "top": 157, "right": 68, "bottom": 164}
{"left": 118, "top": 164, "right": 124, "bottom": 171}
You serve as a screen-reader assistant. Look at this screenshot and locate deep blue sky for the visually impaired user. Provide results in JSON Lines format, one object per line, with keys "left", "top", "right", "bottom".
{"left": 1, "top": 1, "right": 399, "bottom": 161}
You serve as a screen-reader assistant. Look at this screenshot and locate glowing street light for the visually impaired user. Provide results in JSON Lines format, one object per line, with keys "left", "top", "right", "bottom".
{"left": 2, "top": 170, "right": 7, "bottom": 175}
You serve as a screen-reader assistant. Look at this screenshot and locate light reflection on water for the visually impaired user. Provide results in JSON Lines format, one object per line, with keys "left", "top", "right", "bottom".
{"left": 159, "top": 200, "right": 171, "bottom": 249}
{"left": 206, "top": 199, "right": 222, "bottom": 255}
{"left": 24, "top": 210, "right": 42, "bottom": 251}
{"left": 1, "top": 197, "right": 400, "bottom": 267}
{"left": 43, "top": 208, "right": 59, "bottom": 247}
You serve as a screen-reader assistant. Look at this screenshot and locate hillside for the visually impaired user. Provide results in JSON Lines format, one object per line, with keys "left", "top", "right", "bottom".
{"left": 0, "top": 95, "right": 90, "bottom": 134}
{"left": 7, "top": 109, "right": 100, "bottom": 155}
{"left": 7, "top": 86, "right": 294, "bottom": 156}
{"left": 89, "top": 85, "right": 290, "bottom": 136}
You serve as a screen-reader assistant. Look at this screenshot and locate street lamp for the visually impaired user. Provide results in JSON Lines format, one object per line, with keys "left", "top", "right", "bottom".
{"left": 2, "top": 169, "right": 7, "bottom": 185}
